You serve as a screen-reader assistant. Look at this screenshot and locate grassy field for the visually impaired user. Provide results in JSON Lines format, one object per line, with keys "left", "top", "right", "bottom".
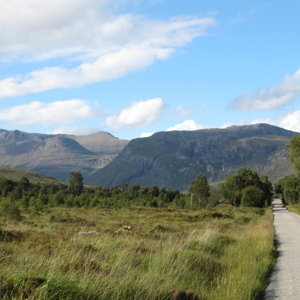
{"left": 0, "top": 167, "right": 62, "bottom": 185}
{"left": 0, "top": 205, "right": 275, "bottom": 299}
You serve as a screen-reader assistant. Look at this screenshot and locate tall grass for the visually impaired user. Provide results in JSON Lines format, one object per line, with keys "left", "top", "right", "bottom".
{"left": 211, "top": 209, "right": 276, "bottom": 299}
{"left": 0, "top": 206, "right": 275, "bottom": 299}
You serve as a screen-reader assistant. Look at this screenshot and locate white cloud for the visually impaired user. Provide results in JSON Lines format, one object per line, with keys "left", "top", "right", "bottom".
{"left": 106, "top": 98, "right": 164, "bottom": 130}
{"left": 0, "top": 99, "right": 98, "bottom": 126}
{"left": 0, "top": 2, "right": 216, "bottom": 61}
{"left": 229, "top": 68, "right": 300, "bottom": 111}
{"left": 176, "top": 105, "right": 192, "bottom": 117}
{"left": 0, "top": 0, "right": 111, "bottom": 60}
{"left": 140, "top": 132, "right": 154, "bottom": 138}
{"left": 166, "top": 120, "right": 207, "bottom": 131}
{"left": 0, "top": 0, "right": 216, "bottom": 97}
{"left": 279, "top": 110, "right": 300, "bottom": 133}
{"left": 0, "top": 47, "right": 172, "bottom": 98}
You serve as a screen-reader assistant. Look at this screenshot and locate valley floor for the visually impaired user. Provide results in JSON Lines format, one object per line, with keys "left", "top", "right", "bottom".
{"left": 0, "top": 206, "right": 275, "bottom": 299}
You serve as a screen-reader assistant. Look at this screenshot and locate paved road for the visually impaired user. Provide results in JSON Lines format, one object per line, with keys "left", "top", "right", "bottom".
{"left": 265, "top": 199, "right": 300, "bottom": 299}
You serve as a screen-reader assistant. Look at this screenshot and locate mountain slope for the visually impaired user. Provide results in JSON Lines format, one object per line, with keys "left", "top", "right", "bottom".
{"left": 87, "top": 124, "right": 299, "bottom": 190}
{"left": 0, "top": 129, "right": 128, "bottom": 181}
{"left": 69, "top": 132, "right": 127, "bottom": 154}
{"left": 0, "top": 166, "right": 62, "bottom": 185}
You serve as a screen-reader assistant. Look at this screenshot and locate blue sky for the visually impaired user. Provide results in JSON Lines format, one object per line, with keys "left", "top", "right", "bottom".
{"left": 0, "top": 0, "right": 299, "bottom": 139}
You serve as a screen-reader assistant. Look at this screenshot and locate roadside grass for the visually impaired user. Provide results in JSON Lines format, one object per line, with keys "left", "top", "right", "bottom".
{"left": 0, "top": 205, "right": 275, "bottom": 299}
{"left": 286, "top": 204, "right": 300, "bottom": 215}
{"left": 211, "top": 208, "right": 276, "bottom": 300}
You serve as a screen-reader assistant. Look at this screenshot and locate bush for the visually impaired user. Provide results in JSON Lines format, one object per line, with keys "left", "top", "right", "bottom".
{"left": 0, "top": 200, "right": 21, "bottom": 220}
{"left": 284, "top": 188, "right": 299, "bottom": 205}
{"left": 29, "top": 197, "right": 44, "bottom": 216}
{"left": 241, "top": 186, "right": 265, "bottom": 208}
{"left": 218, "top": 168, "right": 273, "bottom": 207}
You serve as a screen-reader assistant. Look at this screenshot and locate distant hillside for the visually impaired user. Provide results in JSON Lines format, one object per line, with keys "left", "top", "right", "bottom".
{"left": 69, "top": 132, "right": 127, "bottom": 154}
{"left": 0, "top": 129, "right": 128, "bottom": 182}
{"left": 0, "top": 166, "right": 62, "bottom": 185}
{"left": 87, "top": 124, "right": 299, "bottom": 190}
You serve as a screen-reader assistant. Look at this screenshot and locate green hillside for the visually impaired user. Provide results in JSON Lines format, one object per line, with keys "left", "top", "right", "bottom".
{"left": 0, "top": 166, "right": 63, "bottom": 185}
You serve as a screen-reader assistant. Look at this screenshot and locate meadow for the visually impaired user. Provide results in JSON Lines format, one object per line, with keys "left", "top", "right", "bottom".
{"left": 0, "top": 205, "right": 275, "bottom": 300}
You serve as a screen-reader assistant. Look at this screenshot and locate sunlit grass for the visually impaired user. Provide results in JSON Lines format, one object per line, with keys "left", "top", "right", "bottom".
{"left": 211, "top": 209, "right": 275, "bottom": 299}
{"left": 0, "top": 206, "right": 275, "bottom": 299}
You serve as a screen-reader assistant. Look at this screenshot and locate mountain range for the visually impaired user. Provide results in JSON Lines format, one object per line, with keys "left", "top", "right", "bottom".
{"left": 88, "top": 124, "right": 298, "bottom": 190}
{"left": 0, "top": 129, "right": 128, "bottom": 181}
{"left": 0, "top": 124, "right": 298, "bottom": 190}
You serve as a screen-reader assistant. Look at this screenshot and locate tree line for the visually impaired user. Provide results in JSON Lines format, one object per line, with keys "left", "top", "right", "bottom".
{"left": 274, "top": 136, "right": 300, "bottom": 205}
{"left": 0, "top": 136, "right": 299, "bottom": 219}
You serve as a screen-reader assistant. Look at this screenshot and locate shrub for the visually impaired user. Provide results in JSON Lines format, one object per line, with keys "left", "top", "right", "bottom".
{"left": 218, "top": 168, "right": 273, "bottom": 207}
{"left": 0, "top": 200, "right": 21, "bottom": 220}
{"left": 241, "top": 186, "right": 265, "bottom": 208}
{"left": 29, "top": 203, "right": 42, "bottom": 216}
{"left": 284, "top": 188, "right": 299, "bottom": 204}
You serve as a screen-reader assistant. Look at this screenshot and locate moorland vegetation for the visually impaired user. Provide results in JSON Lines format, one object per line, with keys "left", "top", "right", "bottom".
{"left": 0, "top": 135, "right": 299, "bottom": 299}
{"left": 0, "top": 168, "right": 275, "bottom": 300}
{"left": 0, "top": 204, "right": 274, "bottom": 299}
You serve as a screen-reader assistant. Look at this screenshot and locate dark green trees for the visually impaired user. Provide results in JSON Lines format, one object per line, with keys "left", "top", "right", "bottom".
{"left": 275, "top": 174, "right": 300, "bottom": 205}
{"left": 68, "top": 172, "right": 84, "bottom": 195}
{"left": 260, "top": 176, "right": 273, "bottom": 206}
{"left": 189, "top": 174, "right": 210, "bottom": 207}
{"left": 274, "top": 136, "right": 300, "bottom": 205}
{"left": 219, "top": 168, "right": 272, "bottom": 207}
{"left": 0, "top": 200, "right": 21, "bottom": 220}
{"left": 287, "top": 136, "right": 300, "bottom": 172}
{"left": 241, "top": 186, "right": 265, "bottom": 208}
{"left": 19, "top": 177, "right": 31, "bottom": 191}
{"left": 188, "top": 169, "right": 272, "bottom": 208}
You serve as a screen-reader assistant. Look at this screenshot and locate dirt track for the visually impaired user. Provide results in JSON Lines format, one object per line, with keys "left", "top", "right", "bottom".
{"left": 265, "top": 199, "right": 300, "bottom": 299}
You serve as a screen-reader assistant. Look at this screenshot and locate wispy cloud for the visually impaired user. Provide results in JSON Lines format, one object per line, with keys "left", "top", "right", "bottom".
{"left": 175, "top": 105, "right": 193, "bottom": 117}
{"left": 0, "top": 0, "right": 216, "bottom": 98}
{"left": 49, "top": 125, "right": 98, "bottom": 135}
{"left": 106, "top": 98, "right": 165, "bottom": 130}
{"left": 0, "top": 47, "right": 172, "bottom": 98}
{"left": 230, "top": 8, "right": 256, "bottom": 26}
{"left": 229, "top": 68, "right": 300, "bottom": 111}
{"left": 0, "top": 99, "right": 99, "bottom": 126}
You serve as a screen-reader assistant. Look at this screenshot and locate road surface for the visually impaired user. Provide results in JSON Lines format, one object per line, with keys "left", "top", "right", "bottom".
{"left": 265, "top": 199, "right": 300, "bottom": 299}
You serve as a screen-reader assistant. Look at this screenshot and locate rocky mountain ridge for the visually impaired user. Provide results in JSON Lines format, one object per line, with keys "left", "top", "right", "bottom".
{"left": 0, "top": 124, "right": 298, "bottom": 189}
{"left": 88, "top": 124, "right": 299, "bottom": 190}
